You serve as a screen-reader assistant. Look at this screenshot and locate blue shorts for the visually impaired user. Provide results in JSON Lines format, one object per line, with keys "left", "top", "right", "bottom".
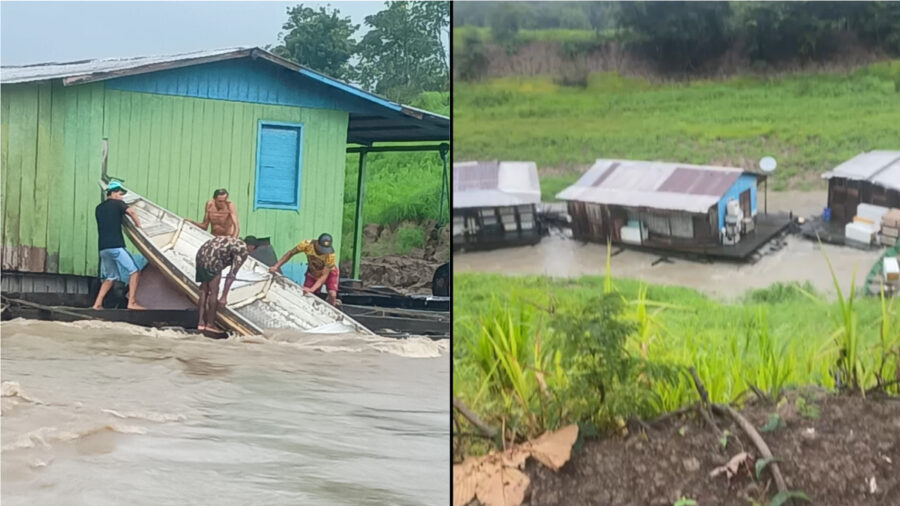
{"left": 99, "top": 248, "right": 139, "bottom": 282}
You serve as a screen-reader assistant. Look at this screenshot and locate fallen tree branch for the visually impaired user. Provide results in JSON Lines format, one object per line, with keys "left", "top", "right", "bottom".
{"left": 453, "top": 396, "right": 497, "bottom": 438}
{"left": 866, "top": 380, "right": 900, "bottom": 395}
{"left": 647, "top": 404, "right": 695, "bottom": 426}
{"left": 712, "top": 403, "right": 788, "bottom": 495}
{"left": 688, "top": 367, "right": 722, "bottom": 437}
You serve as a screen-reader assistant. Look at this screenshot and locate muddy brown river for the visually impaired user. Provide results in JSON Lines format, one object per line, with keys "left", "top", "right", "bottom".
{"left": 456, "top": 191, "right": 883, "bottom": 299}
{"left": 455, "top": 234, "right": 881, "bottom": 299}
{"left": 1, "top": 319, "right": 449, "bottom": 506}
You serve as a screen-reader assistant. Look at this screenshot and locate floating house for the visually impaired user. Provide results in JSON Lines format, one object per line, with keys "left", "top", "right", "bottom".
{"left": 452, "top": 161, "right": 542, "bottom": 250}
{"left": 822, "top": 151, "right": 900, "bottom": 224}
{"left": 0, "top": 47, "right": 448, "bottom": 297}
{"left": 557, "top": 159, "right": 773, "bottom": 254}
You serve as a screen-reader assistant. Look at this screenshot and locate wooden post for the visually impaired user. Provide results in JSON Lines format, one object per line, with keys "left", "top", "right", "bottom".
{"left": 351, "top": 149, "right": 368, "bottom": 280}
{"left": 437, "top": 143, "right": 449, "bottom": 228}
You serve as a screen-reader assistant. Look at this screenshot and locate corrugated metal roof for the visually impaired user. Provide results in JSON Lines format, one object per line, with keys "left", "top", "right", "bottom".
{"left": 557, "top": 159, "right": 747, "bottom": 213}
{"left": 453, "top": 161, "right": 541, "bottom": 209}
{"left": 821, "top": 151, "right": 900, "bottom": 191}
{"left": 1, "top": 47, "right": 449, "bottom": 145}
{"left": 1, "top": 47, "right": 250, "bottom": 84}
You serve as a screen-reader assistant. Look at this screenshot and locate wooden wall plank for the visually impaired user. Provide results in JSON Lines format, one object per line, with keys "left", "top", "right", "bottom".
{"left": 33, "top": 82, "right": 53, "bottom": 261}
{"left": 84, "top": 82, "right": 104, "bottom": 275}
{"left": 70, "top": 85, "right": 91, "bottom": 275}
{"left": 3, "top": 86, "right": 26, "bottom": 260}
{"left": 1, "top": 87, "right": 13, "bottom": 251}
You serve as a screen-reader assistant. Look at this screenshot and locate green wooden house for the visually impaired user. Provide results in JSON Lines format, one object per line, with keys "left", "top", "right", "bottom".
{"left": 1, "top": 47, "right": 448, "bottom": 289}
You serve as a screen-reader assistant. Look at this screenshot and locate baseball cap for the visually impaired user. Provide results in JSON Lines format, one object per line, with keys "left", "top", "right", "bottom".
{"left": 107, "top": 181, "right": 127, "bottom": 194}
{"left": 315, "top": 233, "right": 334, "bottom": 254}
{"left": 243, "top": 235, "right": 260, "bottom": 247}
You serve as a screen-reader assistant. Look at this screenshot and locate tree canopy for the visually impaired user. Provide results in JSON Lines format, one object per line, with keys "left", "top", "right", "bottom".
{"left": 272, "top": 1, "right": 448, "bottom": 103}
{"left": 272, "top": 4, "right": 358, "bottom": 81}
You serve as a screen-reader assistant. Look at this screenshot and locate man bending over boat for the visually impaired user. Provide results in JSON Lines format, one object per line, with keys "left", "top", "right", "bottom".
{"left": 93, "top": 181, "right": 144, "bottom": 310}
{"left": 195, "top": 236, "right": 249, "bottom": 333}
{"left": 269, "top": 233, "right": 339, "bottom": 306}
{"left": 187, "top": 188, "right": 240, "bottom": 238}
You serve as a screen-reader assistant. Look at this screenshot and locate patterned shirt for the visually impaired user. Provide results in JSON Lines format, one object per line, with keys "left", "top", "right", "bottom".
{"left": 294, "top": 240, "right": 336, "bottom": 277}
{"left": 196, "top": 236, "right": 249, "bottom": 275}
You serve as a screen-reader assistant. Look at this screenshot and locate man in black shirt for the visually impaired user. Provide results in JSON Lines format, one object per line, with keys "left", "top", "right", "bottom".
{"left": 92, "top": 181, "right": 144, "bottom": 310}
{"left": 243, "top": 235, "right": 278, "bottom": 267}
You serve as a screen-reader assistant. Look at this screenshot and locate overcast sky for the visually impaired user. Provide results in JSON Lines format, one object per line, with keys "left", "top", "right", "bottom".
{"left": 1, "top": 1, "right": 447, "bottom": 66}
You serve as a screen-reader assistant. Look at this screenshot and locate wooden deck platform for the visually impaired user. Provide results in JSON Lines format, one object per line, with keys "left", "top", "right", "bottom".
{"left": 610, "top": 213, "right": 794, "bottom": 262}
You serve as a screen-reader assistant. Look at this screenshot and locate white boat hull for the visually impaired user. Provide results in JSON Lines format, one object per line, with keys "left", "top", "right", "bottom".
{"left": 100, "top": 180, "right": 373, "bottom": 336}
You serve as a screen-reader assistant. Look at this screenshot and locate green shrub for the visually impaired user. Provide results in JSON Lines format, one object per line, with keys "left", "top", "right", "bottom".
{"left": 395, "top": 226, "right": 425, "bottom": 254}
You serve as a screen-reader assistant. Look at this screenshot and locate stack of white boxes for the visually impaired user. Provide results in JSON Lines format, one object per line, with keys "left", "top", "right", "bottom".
{"left": 846, "top": 203, "right": 890, "bottom": 246}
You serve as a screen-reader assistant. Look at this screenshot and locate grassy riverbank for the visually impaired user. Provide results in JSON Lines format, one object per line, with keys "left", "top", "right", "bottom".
{"left": 454, "top": 60, "right": 900, "bottom": 195}
{"left": 453, "top": 269, "right": 899, "bottom": 449}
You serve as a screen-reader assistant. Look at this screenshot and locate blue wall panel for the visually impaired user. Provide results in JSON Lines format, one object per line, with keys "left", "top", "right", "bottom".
{"left": 106, "top": 59, "right": 384, "bottom": 114}
{"left": 717, "top": 174, "right": 759, "bottom": 230}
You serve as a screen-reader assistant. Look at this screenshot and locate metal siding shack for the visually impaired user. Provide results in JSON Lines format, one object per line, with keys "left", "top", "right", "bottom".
{"left": 1, "top": 48, "right": 449, "bottom": 282}
{"left": 452, "top": 161, "right": 542, "bottom": 250}
{"left": 822, "top": 151, "right": 900, "bottom": 224}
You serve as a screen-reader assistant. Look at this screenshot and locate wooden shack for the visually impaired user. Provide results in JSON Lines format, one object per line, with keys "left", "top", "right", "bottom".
{"left": 822, "top": 151, "right": 900, "bottom": 224}
{"left": 557, "top": 159, "right": 768, "bottom": 253}
{"left": 1, "top": 47, "right": 448, "bottom": 294}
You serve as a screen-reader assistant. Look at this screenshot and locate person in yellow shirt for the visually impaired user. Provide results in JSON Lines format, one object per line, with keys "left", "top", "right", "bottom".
{"left": 269, "top": 233, "right": 339, "bottom": 305}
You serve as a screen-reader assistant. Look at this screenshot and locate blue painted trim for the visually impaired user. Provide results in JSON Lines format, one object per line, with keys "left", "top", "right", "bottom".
{"left": 298, "top": 68, "right": 402, "bottom": 112}
{"left": 280, "top": 262, "right": 308, "bottom": 285}
{"left": 254, "top": 120, "right": 303, "bottom": 212}
{"left": 105, "top": 59, "right": 388, "bottom": 115}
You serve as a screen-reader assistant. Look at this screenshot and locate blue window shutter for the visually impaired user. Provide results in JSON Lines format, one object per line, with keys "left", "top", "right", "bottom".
{"left": 255, "top": 122, "right": 302, "bottom": 210}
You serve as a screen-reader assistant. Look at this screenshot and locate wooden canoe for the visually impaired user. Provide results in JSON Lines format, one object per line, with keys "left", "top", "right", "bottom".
{"left": 99, "top": 180, "right": 374, "bottom": 336}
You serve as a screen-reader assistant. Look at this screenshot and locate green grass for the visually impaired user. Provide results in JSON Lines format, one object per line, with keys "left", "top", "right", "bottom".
{"left": 453, "top": 272, "right": 900, "bottom": 442}
{"left": 454, "top": 61, "right": 900, "bottom": 194}
{"left": 340, "top": 92, "right": 449, "bottom": 260}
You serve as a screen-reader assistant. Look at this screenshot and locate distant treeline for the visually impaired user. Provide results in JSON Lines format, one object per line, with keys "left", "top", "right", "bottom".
{"left": 454, "top": 2, "right": 900, "bottom": 76}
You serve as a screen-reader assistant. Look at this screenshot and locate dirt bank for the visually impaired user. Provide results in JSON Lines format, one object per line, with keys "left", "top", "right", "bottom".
{"left": 340, "top": 221, "right": 450, "bottom": 293}
{"left": 341, "top": 255, "right": 444, "bottom": 294}
{"left": 522, "top": 392, "right": 900, "bottom": 506}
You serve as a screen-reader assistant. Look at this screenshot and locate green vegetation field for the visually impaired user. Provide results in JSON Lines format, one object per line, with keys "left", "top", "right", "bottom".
{"left": 454, "top": 61, "right": 900, "bottom": 197}
{"left": 340, "top": 92, "right": 449, "bottom": 260}
{"left": 453, "top": 270, "right": 899, "bottom": 446}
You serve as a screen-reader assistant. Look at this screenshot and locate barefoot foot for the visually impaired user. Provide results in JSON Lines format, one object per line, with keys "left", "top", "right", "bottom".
{"left": 127, "top": 302, "right": 146, "bottom": 310}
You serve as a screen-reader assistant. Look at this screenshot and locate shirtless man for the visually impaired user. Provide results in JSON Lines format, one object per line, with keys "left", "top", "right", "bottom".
{"left": 187, "top": 189, "right": 239, "bottom": 237}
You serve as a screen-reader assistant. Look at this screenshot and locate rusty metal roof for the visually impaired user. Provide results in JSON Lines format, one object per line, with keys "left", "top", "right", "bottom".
{"left": 1, "top": 47, "right": 448, "bottom": 145}
{"left": 822, "top": 151, "right": 900, "bottom": 191}
{"left": 557, "top": 159, "right": 749, "bottom": 213}
{"left": 453, "top": 161, "right": 541, "bottom": 209}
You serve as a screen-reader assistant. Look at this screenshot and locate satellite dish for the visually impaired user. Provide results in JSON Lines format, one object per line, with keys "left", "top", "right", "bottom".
{"left": 759, "top": 156, "right": 777, "bottom": 173}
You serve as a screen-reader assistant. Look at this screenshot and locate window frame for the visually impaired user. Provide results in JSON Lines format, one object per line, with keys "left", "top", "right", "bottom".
{"left": 254, "top": 120, "right": 304, "bottom": 211}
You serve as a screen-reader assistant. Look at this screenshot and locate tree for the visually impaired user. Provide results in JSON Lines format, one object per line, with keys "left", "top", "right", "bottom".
{"left": 354, "top": 1, "right": 449, "bottom": 103}
{"left": 617, "top": 1, "right": 734, "bottom": 72}
{"left": 272, "top": 4, "right": 358, "bottom": 81}
{"left": 489, "top": 3, "right": 529, "bottom": 45}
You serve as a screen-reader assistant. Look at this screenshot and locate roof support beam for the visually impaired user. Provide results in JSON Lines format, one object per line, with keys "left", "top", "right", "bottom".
{"left": 347, "top": 143, "right": 450, "bottom": 281}
{"left": 351, "top": 149, "right": 369, "bottom": 280}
